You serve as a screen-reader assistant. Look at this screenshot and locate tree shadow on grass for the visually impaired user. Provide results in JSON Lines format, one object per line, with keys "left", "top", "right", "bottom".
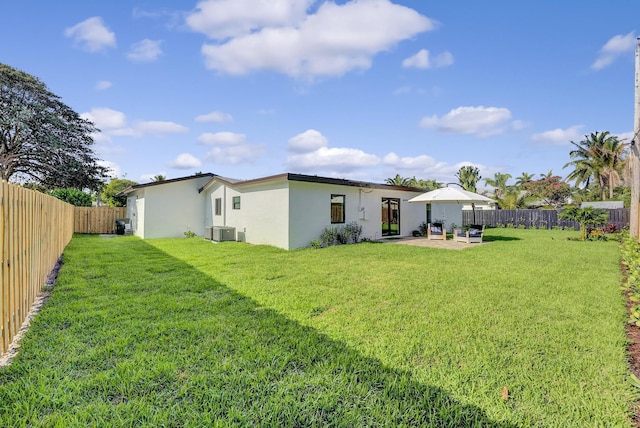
{"left": 0, "top": 236, "right": 517, "bottom": 427}
{"left": 482, "top": 235, "right": 522, "bottom": 242}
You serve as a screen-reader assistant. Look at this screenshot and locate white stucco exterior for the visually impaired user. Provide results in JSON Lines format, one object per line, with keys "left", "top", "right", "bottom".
{"left": 201, "top": 174, "right": 426, "bottom": 250}
{"left": 123, "top": 172, "right": 427, "bottom": 250}
{"left": 124, "top": 174, "right": 213, "bottom": 239}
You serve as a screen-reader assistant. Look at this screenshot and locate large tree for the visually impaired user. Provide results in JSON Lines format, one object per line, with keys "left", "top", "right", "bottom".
{"left": 523, "top": 175, "right": 571, "bottom": 208}
{"left": 564, "top": 131, "right": 628, "bottom": 201}
{"left": 0, "top": 63, "right": 108, "bottom": 190}
{"left": 456, "top": 166, "right": 481, "bottom": 192}
{"left": 101, "top": 178, "right": 137, "bottom": 207}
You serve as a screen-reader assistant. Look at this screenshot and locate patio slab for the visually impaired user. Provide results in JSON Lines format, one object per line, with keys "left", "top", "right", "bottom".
{"left": 379, "top": 236, "right": 488, "bottom": 250}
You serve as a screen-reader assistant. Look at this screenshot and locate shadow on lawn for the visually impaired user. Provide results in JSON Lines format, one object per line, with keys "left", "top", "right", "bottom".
{"left": 482, "top": 234, "right": 521, "bottom": 242}
{"left": 1, "top": 236, "right": 516, "bottom": 427}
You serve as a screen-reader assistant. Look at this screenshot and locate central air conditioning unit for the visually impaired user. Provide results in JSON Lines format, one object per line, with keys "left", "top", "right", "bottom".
{"left": 205, "top": 226, "right": 213, "bottom": 240}
{"left": 212, "top": 226, "right": 236, "bottom": 242}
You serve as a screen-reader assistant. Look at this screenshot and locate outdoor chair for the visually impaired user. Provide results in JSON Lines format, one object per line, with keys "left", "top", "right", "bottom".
{"left": 454, "top": 224, "right": 485, "bottom": 244}
{"left": 427, "top": 222, "right": 447, "bottom": 240}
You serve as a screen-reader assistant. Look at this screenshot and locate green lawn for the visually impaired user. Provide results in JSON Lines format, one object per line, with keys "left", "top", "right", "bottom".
{"left": 0, "top": 229, "right": 636, "bottom": 426}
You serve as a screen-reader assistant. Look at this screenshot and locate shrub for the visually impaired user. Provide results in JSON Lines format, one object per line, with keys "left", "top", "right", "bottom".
{"left": 49, "top": 188, "right": 93, "bottom": 206}
{"left": 320, "top": 226, "right": 339, "bottom": 247}
{"left": 344, "top": 222, "right": 363, "bottom": 243}
{"left": 418, "top": 222, "right": 429, "bottom": 236}
{"left": 558, "top": 207, "right": 609, "bottom": 240}
{"left": 184, "top": 230, "right": 197, "bottom": 238}
{"left": 309, "top": 239, "right": 322, "bottom": 249}
{"left": 336, "top": 227, "right": 351, "bottom": 245}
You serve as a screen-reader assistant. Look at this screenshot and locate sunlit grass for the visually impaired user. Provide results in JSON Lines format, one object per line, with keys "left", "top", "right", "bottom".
{"left": 0, "top": 229, "right": 635, "bottom": 426}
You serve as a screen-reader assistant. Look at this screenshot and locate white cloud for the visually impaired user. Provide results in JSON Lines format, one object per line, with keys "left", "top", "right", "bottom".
{"left": 140, "top": 172, "right": 167, "bottom": 182}
{"left": 96, "top": 80, "right": 112, "bottom": 90}
{"left": 82, "top": 107, "right": 127, "bottom": 130}
{"left": 195, "top": 110, "right": 234, "bottom": 123}
{"left": 285, "top": 130, "right": 379, "bottom": 172}
{"left": 382, "top": 152, "right": 445, "bottom": 170}
{"left": 402, "top": 49, "right": 453, "bottom": 69}
{"left": 186, "top": 0, "right": 313, "bottom": 39}
{"left": 287, "top": 147, "right": 380, "bottom": 172}
{"left": 531, "top": 125, "right": 584, "bottom": 146}
{"left": 198, "top": 131, "right": 246, "bottom": 145}
{"left": 205, "top": 144, "right": 266, "bottom": 164}
{"left": 81, "top": 108, "right": 188, "bottom": 139}
{"left": 591, "top": 31, "right": 636, "bottom": 70}
{"left": 134, "top": 121, "right": 188, "bottom": 135}
{"left": 196, "top": 130, "right": 265, "bottom": 164}
{"left": 419, "top": 106, "right": 514, "bottom": 137}
{"left": 64, "top": 17, "right": 116, "bottom": 52}
{"left": 127, "top": 39, "right": 163, "bottom": 62}
{"left": 168, "top": 153, "right": 203, "bottom": 169}
{"left": 287, "top": 129, "right": 328, "bottom": 153}
{"left": 381, "top": 152, "right": 473, "bottom": 183}
{"left": 194, "top": 0, "right": 435, "bottom": 78}
{"left": 616, "top": 131, "right": 634, "bottom": 143}
{"left": 97, "top": 160, "right": 121, "bottom": 178}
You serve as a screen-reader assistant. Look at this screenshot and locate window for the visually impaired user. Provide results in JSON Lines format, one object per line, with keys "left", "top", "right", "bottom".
{"left": 214, "top": 198, "right": 222, "bottom": 215}
{"left": 331, "top": 194, "right": 345, "bottom": 224}
{"left": 232, "top": 196, "right": 241, "bottom": 210}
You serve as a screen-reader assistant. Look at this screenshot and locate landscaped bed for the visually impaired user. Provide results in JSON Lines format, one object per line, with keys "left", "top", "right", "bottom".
{"left": 0, "top": 229, "right": 636, "bottom": 426}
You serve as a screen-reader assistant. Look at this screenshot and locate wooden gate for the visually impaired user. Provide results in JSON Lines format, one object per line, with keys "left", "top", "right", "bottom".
{"left": 74, "top": 207, "right": 127, "bottom": 234}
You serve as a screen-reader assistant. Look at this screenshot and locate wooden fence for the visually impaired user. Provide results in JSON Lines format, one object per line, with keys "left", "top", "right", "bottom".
{"left": 463, "top": 208, "right": 630, "bottom": 231}
{"left": 1, "top": 180, "right": 74, "bottom": 355}
{"left": 74, "top": 206, "right": 127, "bottom": 234}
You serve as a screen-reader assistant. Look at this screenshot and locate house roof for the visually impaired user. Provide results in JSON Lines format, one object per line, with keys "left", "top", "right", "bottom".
{"left": 117, "top": 173, "right": 215, "bottom": 196}
{"left": 198, "top": 172, "right": 423, "bottom": 193}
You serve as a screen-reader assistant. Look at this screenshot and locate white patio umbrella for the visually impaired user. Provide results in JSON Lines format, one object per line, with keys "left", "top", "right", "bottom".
{"left": 408, "top": 185, "right": 494, "bottom": 224}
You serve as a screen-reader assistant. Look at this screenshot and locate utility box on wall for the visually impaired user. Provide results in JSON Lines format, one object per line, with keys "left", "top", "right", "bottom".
{"left": 212, "top": 226, "right": 235, "bottom": 242}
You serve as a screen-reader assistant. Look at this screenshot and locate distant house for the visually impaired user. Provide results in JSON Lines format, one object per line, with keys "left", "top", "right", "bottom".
{"left": 581, "top": 201, "right": 624, "bottom": 209}
{"left": 120, "top": 172, "right": 427, "bottom": 250}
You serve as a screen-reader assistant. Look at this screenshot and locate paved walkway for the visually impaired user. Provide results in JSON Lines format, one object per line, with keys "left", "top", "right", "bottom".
{"left": 379, "top": 236, "right": 488, "bottom": 250}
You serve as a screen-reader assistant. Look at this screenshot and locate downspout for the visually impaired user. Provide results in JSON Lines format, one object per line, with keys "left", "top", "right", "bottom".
{"left": 223, "top": 185, "right": 227, "bottom": 227}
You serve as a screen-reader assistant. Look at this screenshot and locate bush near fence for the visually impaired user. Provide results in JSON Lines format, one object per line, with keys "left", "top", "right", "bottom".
{"left": 1, "top": 180, "right": 74, "bottom": 355}
{"left": 463, "top": 208, "right": 629, "bottom": 231}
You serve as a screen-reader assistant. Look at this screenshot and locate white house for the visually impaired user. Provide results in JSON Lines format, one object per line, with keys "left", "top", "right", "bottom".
{"left": 120, "top": 172, "right": 428, "bottom": 250}
{"left": 121, "top": 173, "right": 214, "bottom": 239}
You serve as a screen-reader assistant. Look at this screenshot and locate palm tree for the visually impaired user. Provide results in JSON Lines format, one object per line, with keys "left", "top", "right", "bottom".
{"left": 385, "top": 174, "right": 411, "bottom": 186}
{"left": 564, "top": 131, "right": 628, "bottom": 201}
{"left": 500, "top": 187, "right": 528, "bottom": 209}
{"left": 600, "top": 135, "right": 627, "bottom": 199}
{"left": 408, "top": 177, "right": 442, "bottom": 191}
{"left": 515, "top": 172, "right": 535, "bottom": 189}
{"left": 484, "top": 172, "right": 512, "bottom": 199}
{"left": 153, "top": 174, "right": 166, "bottom": 182}
{"left": 456, "top": 166, "right": 481, "bottom": 192}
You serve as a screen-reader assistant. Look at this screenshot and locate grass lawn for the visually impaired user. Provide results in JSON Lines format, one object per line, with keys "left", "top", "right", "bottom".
{"left": 0, "top": 228, "right": 636, "bottom": 426}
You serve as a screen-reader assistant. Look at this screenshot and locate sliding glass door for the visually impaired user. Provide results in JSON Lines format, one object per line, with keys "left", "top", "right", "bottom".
{"left": 381, "top": 198, "right": 400, "bottom": 236}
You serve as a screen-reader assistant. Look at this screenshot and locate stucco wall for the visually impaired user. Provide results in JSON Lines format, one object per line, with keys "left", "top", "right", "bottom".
{"left": 135, "top": 176, "right": 211, "bottom": 239}
{"left": 205, "top": 179, "right": 290, "bottom": 249}
{"left": 288, "top": 182, "right": 425, "bottom": 249}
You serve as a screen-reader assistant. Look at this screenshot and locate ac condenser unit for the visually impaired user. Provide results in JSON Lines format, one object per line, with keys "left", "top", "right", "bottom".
{"left": 212, "top": 226, "right": 235, "bottom": 242}
{"left": 205, "top": 226, "right": 213, "bottom": 240}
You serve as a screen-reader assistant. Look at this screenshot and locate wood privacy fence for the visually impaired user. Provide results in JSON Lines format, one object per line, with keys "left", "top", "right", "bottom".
{"left": 462, "top": 208, "right": 630, "bottom": 231}
{"left": 74, "top": 206, "right": 127, "bottom": 234}
{"left": 1, "top": 180, "right": 74, "bottom": 355}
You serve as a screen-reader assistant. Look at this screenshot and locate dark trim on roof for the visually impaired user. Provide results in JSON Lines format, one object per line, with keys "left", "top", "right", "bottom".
{"left": 118, "top": 173, "right": 215, "bottom": 196}
{"left": 199, "top": 172, "right": 422, "bottom": 193}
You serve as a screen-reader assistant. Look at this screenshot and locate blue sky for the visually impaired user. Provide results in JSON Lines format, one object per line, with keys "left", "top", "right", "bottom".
{"left": 2, "top": 1, "right": 638, "bottom": 186}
